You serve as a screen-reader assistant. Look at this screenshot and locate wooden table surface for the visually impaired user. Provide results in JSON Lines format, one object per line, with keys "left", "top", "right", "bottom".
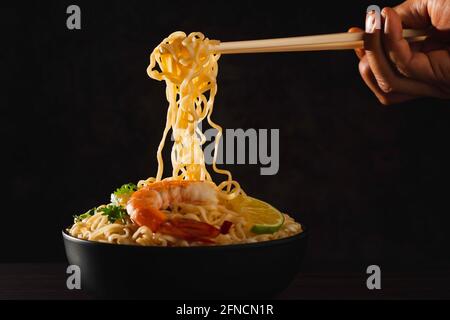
{"left": 1, "top": 263, "right": 449, "bottom": 299}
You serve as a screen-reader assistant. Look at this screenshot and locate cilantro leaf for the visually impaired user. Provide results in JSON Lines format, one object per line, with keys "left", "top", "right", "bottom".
{"left": 98, "top": 204, "right": 129, "bottom": 223}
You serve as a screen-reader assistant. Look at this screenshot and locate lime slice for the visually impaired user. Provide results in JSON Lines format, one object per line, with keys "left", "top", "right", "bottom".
{"left": 228, "top": 195, "right": 285, "bottom": 234}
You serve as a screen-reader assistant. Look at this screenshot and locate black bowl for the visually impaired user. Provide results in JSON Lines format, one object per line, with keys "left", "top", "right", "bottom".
{"left": 62, "top": 228, "right": 308, "bottom": 299}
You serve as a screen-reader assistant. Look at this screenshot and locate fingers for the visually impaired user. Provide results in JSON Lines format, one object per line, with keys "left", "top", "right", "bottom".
{"left": 347, "top": 27, "right": 406, "bottom": 104}
{"left": 363, "top": 8, "right": 445, "bottom": 98}
{"left": 358, "top": 55, "right": 415, "bottom": 105}
{"left": 382, "top": 7, "right": 436, "bottom": 82}
{"left": 394, "top": 0, "right": 450, "bottom": 31}
{"left": 364, "top": 10, "right": 396, "bottom": 93}
{"left": 381, "top": 7, "right": 412, "bottom": 76}
{"left": 350, "top": 3, "right": 450, "bottom": 104}
{"left": 348, "top": 27, "right": 365, "bottom": 59}
{"left": 394, "top": 0, "right": 430, "bottom": 29}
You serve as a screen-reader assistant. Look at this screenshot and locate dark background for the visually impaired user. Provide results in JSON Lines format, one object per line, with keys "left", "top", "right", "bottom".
{"left": 2, "top": 0, "right": 449, "bottom": 274}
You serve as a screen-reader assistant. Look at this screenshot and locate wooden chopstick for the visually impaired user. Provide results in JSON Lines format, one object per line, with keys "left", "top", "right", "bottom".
{"left": 213, "top": 29, "right": 429, "bottom": 54}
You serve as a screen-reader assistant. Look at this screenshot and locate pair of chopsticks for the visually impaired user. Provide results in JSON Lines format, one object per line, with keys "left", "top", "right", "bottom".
{"left": 212, "top": 29, "right": 429, "bottom": 54}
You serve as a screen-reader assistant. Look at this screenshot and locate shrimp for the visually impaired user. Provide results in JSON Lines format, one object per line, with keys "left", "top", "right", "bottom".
{"left": 126, "top": 180, "right": 220, "bottom": 242}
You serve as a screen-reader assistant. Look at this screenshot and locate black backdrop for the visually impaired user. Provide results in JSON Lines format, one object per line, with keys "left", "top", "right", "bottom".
{"left": 2, "top": 0, "right": 449, "bottom": 273}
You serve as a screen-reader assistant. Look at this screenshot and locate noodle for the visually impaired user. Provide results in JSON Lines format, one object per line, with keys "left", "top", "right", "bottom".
{"left": 68, "top": 32, "right": 302, "bottom": 246}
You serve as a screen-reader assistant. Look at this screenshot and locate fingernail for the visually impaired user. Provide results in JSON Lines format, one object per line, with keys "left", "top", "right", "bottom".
{"left": 366, "top": 10, "right": 380, "bottom": 33}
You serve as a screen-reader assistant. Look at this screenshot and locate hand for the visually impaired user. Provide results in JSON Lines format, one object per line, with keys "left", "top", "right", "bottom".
{"left": 349, "top": 0, "right": 450, "bottom": 105}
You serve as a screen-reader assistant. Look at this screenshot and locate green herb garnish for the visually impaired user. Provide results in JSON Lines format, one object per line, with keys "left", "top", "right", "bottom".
{"left": 74, "top": 207, "right": 96, "bottom": 223}
{"left": 98, "top": 204, "right": 129, "bottom": 223}
{"left": 114, "top": 183, "right": 137, "bottom": 196}
{"left": 111, "top": 183, "right": 137, "bottom": 207}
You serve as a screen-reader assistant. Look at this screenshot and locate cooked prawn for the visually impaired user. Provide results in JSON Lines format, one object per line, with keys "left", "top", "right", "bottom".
{"left": 126, "top": 180, "right": 220, "bottom": 241}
